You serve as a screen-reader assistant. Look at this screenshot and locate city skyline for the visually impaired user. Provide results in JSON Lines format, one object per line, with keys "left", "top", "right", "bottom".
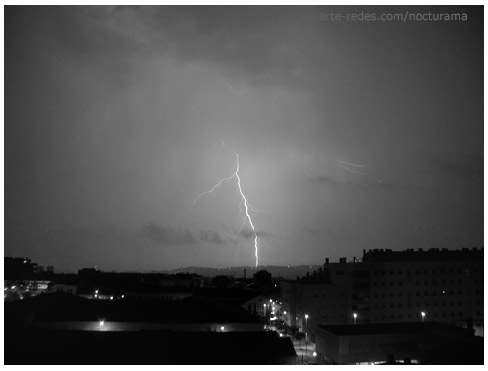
{"left": 5, "top": 6, "right": 483, "bottom": 272}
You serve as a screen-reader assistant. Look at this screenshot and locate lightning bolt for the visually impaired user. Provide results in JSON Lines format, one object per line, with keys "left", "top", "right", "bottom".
{"left": 337, "top": 160, "right": 369, "bottom": 175}
{"left": 192, "top": 152, "right": 262, "bottom": 267}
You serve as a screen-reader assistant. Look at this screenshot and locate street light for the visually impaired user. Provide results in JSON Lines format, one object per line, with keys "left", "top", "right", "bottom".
{"left": 305, "top": 314, "right": 309, "bottom": 355}
{"left": 99, "top": 320, "right": 105, "bottom": 327}
{"left": 220, "top": 326, "right": 225, "bottom": 332}
{"left": 353, "top": 313, "right": 358, "bottom": 325}
{"left": 421, "top": 312, "right": 426, "bottom": 322}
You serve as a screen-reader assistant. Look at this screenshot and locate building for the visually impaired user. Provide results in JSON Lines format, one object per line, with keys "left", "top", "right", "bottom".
{"left": 5, "top": 257, "right": 38, "bottom": 280}
{"left": 5, "top": 292, "right": 264, "bottom": 332}
{"left": 281, "top": 248, "right": 484, "bottom": 341}
{"left": 6, "top": 328, "right": 297, "bottom": 365}
{"left": 315, "top": 322, "right": 483, "bottom": 365}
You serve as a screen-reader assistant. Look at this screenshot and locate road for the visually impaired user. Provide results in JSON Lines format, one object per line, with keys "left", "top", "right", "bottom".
{"left": 292, "top": 338, "right": 317, "bottom": 365}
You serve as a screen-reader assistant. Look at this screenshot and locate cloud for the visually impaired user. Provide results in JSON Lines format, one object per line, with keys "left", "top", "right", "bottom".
{"left": 239, "top": 229, "right": 272, "bottom": 240}
{"left": 140, "top": 223, "right": 196, "bottom": 245}
{"left": 199, "top": 230, "right": 225, "bottom": 245}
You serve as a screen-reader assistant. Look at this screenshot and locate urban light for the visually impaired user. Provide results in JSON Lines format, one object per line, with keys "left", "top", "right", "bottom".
{"left": 284, "top": 311, "right": 287, "bottom": 315}
{"left": 99, "top": 320, "right": 105, "bottom": 327}
{"left": 421, "top": 312, "right": 426, "bottom": 322}
{"left": 353, "top": 313, "right": 358, "bottom": 325}
{"left": 305, "top": 314, "right": 309, "bottom": 355}
{"left": 220, "top": 326, "right": 225, "bottom": 331}
{"left": 313, "top": 352, "right": 317, "bottom": 357}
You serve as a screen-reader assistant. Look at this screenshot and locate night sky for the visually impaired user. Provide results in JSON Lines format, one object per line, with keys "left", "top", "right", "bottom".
{"left": 5, "top": 6, "right": 483, "bottom": 272}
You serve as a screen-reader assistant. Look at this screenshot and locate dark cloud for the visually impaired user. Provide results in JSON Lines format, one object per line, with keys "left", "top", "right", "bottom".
{"left": 140, "top": 224, "right": 196, "bottom": 246}
{"left": 239, "top": 229, "right": 272, "bottom": 240}
{"left": 199, "top": 230, "right": 225, "bottom": 245}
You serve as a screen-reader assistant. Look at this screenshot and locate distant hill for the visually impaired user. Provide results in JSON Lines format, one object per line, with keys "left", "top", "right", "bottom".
{"left": 163, "top": 265, "right": 323, "bottom": 280}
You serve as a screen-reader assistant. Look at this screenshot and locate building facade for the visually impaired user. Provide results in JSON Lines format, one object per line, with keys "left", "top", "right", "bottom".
{"left": 281, "top": 248, "right": 484, "bottom": 340}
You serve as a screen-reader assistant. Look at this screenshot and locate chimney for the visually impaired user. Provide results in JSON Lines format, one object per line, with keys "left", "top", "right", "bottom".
{"left": 325, "top": 258, "right": 329, "bottom": 264}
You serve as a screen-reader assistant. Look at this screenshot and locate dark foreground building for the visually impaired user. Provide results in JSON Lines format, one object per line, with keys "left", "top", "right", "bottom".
{"left": 5, "top": 292, "right": 296, "bottom": 364}
{"left": 6, "top": 329, "right": 297, "bottom": 364}
{"left": 315, "top": 322, "right": 483, "bottom": 365}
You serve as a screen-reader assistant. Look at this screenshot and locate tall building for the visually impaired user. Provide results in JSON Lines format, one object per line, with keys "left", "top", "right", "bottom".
{"left": 281, "top": 248, "right": 483, "bottom": 341}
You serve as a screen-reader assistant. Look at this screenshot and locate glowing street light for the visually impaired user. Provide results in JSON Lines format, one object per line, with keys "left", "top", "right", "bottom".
{"left": 305, "top": 314, "right": 309, "bottom": 355}
{"left": 99, "top": 320, "right": 105, "bottom": 327}
{"left": 421, "top": 312, "right": 426, "bottom": 322}
{"left": 220, "top": 326, "right": 225, "bottom": 332}
{"left": 353, "top": 313, "right": 358, "bottom": 325}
